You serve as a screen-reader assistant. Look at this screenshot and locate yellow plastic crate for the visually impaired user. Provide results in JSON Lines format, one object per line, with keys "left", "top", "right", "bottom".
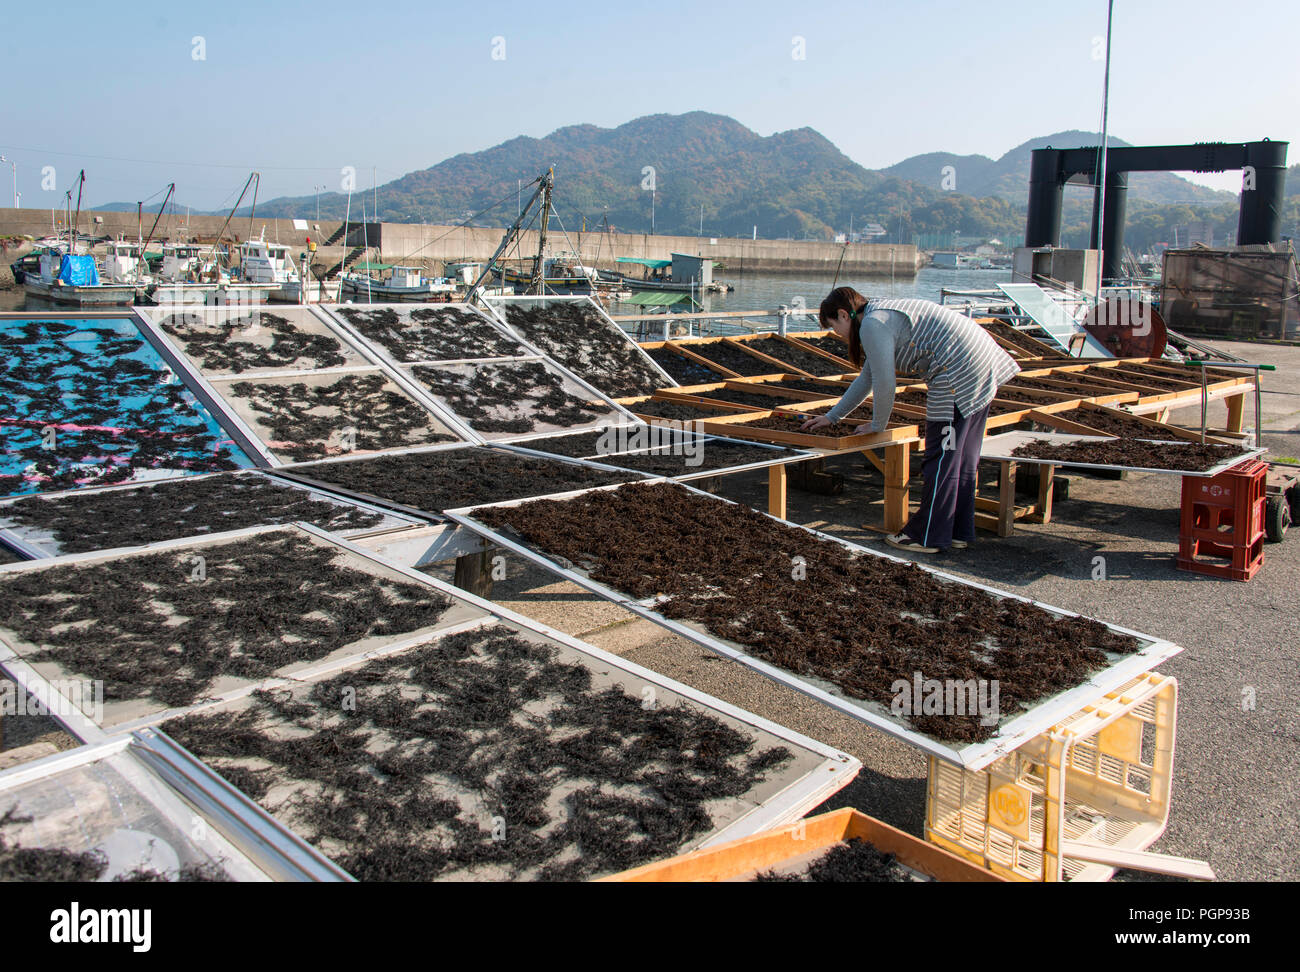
{"left": 926, "top": 672, "right": 1177, "bottom": 882}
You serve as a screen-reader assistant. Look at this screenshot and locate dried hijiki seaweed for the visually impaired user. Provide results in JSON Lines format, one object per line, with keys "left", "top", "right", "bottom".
{"left": 229, "top": 372, "right": 458, "bottom": 461}
{"left": 0, "top": 531, "right": 454, "bottom": 708}
{"left": 0, "top": 473, "right": 387, "bottom": 554}
{"left": 159, "top": 310, "right": 349, "bottom": 372}
{"left": 1, "top": 318, "right": 245, "bottom": 497}
{"left": 335, "top": 305, "right": 525, "bottom": 362}
{"left": 503, "top": 302, "right": 668, "bottom": 398}
{"left": 410, "top": 360, "right": 609, "bottom": 434}
{"left": 163, "top": 626, "right": 792, "bottom": 881}
{"left": 473, "top": 483, "right": 1141, "bottom": 743}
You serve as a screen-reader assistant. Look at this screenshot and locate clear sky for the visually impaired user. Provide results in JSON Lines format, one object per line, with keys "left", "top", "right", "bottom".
{"left": 2, "top": 0, "right": 1296, "bottom": 212}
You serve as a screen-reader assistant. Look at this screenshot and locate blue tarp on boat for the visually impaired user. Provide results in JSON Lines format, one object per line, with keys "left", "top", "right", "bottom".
{"left": 58, "top": 254, "right": 101, "bottom": 286}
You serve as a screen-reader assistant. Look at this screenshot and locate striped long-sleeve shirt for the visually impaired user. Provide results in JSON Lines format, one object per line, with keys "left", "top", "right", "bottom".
{"left": 825, "top": 298, "right": 1019, "bottom": 429}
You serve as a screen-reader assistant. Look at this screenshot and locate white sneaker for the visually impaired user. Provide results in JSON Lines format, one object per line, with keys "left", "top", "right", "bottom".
{"left": 885, "top": 533, "right": 940, "bottom": 555}
{"left": 950, "top": 539, "right": 969, "bottom": 549}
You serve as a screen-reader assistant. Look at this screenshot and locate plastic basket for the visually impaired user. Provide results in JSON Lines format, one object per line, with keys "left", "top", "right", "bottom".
{"left": 925, "top": 672, "right": 1177, "bottom": 882}
{"left": 1178, "top": 459, "right": 1267, "bottom": 581}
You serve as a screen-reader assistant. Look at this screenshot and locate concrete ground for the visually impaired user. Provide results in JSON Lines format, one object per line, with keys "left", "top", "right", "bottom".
{"left": 446, "top": 341, "right": 1300, "bottom": 881}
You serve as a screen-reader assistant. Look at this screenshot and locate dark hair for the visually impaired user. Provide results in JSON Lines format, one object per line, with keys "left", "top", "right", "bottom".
{"left": 819, "top": 286, "right": 868, "bottom": 366}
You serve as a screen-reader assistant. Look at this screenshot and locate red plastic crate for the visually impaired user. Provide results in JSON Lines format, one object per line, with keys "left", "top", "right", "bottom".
{"left": 1177, "top": 459, "right": 1267, "bottom": 581}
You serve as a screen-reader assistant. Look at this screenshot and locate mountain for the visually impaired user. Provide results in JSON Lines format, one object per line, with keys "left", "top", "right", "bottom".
{"left": 144, "top": 113, "right": 1276, "bottom": 251}
{"left": 242, "top": 115, "right": 1253, "bottom": 248}
{"left": 244, "top": 112, "right": 907, "bottom": 239}
{"left": 883, "top": 131, "right": 1236, "bottom": 206}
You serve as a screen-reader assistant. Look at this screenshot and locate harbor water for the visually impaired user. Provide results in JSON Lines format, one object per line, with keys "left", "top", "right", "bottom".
{"left": 0, "top": 266, "right": 1012, "bottom": 315}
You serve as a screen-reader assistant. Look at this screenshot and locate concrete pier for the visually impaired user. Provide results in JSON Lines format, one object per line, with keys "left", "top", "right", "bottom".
{"left": 0, "top": 208, "right": 924, "bottom": 278}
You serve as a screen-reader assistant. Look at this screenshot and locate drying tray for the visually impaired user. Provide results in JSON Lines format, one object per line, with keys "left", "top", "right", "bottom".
{"left": 0, "top": 310, "right": 260, "bottom": 495}
{"left": 0, "top": 523, "right": 488, "bottom": 734}
{"left": 0, "top": 734, "right": 292, "bottom": 882}
{"left": 499, "top": 428, "right": 816, "bottom": 483}
{"left": 316, "top": 302, "right": 534, "bottom": 364}
{"left": 980, "top": 430, "right": 1265, "bottom": 477}
{"left": 134, "top": 306, "right": 474, "bottom": 463}
{"left": 0, "top": 468, "right": 422, "bottom": 560}
{"left": 1, "top": 529, "right": 861, "bottom": 878}
{"left": 269, "top": 442, "right": 655, "bottom": 524}
{"left": 483, "top": 293, "right": 676, "bottom": 390}
{"left": 444, "top": 482, "right": 1182, "bottom": 771}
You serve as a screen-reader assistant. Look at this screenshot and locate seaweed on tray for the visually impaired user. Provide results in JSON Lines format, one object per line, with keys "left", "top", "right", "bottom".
{"left": 158, "top": 309, "right": 350, "bottom": 372}
{"left": 502, "top": 302, "right": 668, "bottom": 398}
{"left": 0, "top": 473, "right": 388, "bottom": 554}
{"left": 0, "top": 318, "right": 247, "bottom": 498}
{"left": 0, "top": 531, "right": 454, "bottom": 709}
{"left": 163, "top": 625, "right": 792, "bottom": 881}
{"left": 290, "top": 447, "right": 640, "bottom": 512}
{"left": 229, "top": 372, "right": 458, "bottom": 461}
{"left": 335, "top": 305, "right": 525, "bottom": 362}
{"left": 473, "top": 483, "right": 1142, "bottom": 743}
{"left": 410, "top": 360, "right": 611, "bottom": 435}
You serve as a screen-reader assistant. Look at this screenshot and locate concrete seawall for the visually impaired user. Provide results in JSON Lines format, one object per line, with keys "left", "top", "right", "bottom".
{"left": 0, "top": 208, "right": 925, "bottom": 277}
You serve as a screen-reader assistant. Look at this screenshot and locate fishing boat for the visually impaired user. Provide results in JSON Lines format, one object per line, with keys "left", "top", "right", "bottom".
{"left": 596, "top": 254, "right": 731, "bottom": 293}
{"left": 339, "top": 263, "right": 456, "bottom": 302}
{"left": 101, "top": 240, "right": 150, "bottom": 286}
{"left": 234, "top": 237, "right": 301, "bottom": 302}
{"left": 146, "top": 242, "right": 247, "bottom": 305}
{"left": 493, "top": 254, "right": 601, "bottom": 294}
{"left": 22, "top": 249, "right": 137, "bottom": 306}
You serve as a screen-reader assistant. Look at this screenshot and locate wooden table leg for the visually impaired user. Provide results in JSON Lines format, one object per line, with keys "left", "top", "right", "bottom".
{"left": 884, "top": 442, "right": 910, "bottom": 533}
{"left": 997, "top": 460, "right": 1017, "bottom": 537}
{"left": 453, "top": 550, "right": 494, "bottom": 598}
{"left": 1035, "top": 463, "right": 1055, "bottom": 524}
{"left": 1225, "top": 392, "right": 1246, "bottom": 434}
{"left": 768, "top": 463, "right": 788, "bottom": 519}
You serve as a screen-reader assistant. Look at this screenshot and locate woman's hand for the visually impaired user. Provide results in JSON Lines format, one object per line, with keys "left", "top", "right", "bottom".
{"left": 800, "top": 415, "right": 833, "bottom": 432}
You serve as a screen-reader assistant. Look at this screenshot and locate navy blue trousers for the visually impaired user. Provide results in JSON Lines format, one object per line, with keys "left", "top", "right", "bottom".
{"left": 902, "top": 403, "right": 991, "bottom": 549}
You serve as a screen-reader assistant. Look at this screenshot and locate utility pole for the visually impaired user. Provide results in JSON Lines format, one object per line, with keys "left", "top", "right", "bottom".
{"left": 699, "top": 203, "right": 703, "bottom": 236}
{"left": 1091, "top": 0, "right": 1115, "bottom": 295}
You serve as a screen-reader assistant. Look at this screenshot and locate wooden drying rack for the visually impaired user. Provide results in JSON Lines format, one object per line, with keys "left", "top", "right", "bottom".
{"left": 637, "top": 328, "right": 1257, "bottom": 536}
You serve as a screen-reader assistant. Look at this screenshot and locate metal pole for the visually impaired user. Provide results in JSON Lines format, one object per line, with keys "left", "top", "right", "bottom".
{"left": 1254, "top": 365, "right": 1263, "bottom": 447}
{"left": 1199, "top": 362, "right": 1208, "bottom": 444}
{"left": 1094, "top": 0, "right": 1114, "bottom": 295}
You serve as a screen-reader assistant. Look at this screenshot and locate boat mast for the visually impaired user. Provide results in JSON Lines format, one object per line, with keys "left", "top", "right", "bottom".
{"left": 207, "top": 172, "right": 259, "bottom": 267}
{"left": 140, "top": 184, "right": 175, "bottom": 280}
{"left": 529, "top": 168, "right": 554, "bottom": 295}
{"left": 246, "top": 172, "right": 260, "bottom": 244}
{"left": 464, "top": 169, "right": 549, "bottom": 302}
{"left": 70, "top": 170, "right": 85, "bottom": 254}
